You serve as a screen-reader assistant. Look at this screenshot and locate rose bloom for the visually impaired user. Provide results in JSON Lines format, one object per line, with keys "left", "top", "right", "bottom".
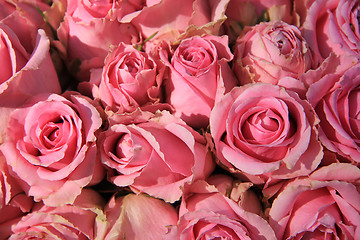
{"left": 57, "top": 0, "right": 140, "bottom": 81}
{"left": 233, "top": 20, "right": 314, "bottom": 87}
{"left": 302, "top": 0, "right": 360, "bottom": 62}
{"left": 8, "top": 189, "right": 104, "bottom": 240}
{"left": 95, "top": 193, "right": 178, "bottom": 240}
{"left": 88, "top": 42, "right": 164, "bottom": 114}
{"left": 210, "top": 83, "right": 323, "bottom": 184}
{"left": 269, "top": 163, "right": 360, "bottom": 239}
{"left": 164, "top": 180, "right": 277, "bottom": 240}
{"left": 161, "top": 35, "right": 237, "bottom": 129}
{"left": 1, "top": 92, "right": 105, "bottom": 206}
{"left": 307, "top": 61, "right": 360, "bottom": 163}
{"left": 98, "top": 110, "right": 215, "bottom": 203}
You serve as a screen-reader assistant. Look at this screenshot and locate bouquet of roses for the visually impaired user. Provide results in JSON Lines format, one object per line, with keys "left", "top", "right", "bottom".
{"left": 0, "top": 0, "right": 359, "bottom": 239}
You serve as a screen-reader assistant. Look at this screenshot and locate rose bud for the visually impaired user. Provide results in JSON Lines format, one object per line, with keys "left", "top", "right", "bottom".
{"left": 86, "top": 42, "right": 164, "bottom": 115}
{"left": 233, "top": 21, "right": 315, "bottom": 87}
{"left": 161, "top": 35, "right": 237, "bottom": 129}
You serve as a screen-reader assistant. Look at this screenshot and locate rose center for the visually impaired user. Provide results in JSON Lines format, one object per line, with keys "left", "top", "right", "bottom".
{"left": 124, "top": 57, "right": 141, "bottom": 74}
{"left": 242, "top": 109, "right": 280, "bottom": 141}
{"left": 183, "top": 50, "right": 205, "bottom": 62}
{"left": 41, "top": 121, "right": 64, "bottom": 149}
{"left": 268, "top": 28, "right": 295, "bottom": 55}
{"left": 116, "top": 134, "right": 134, "bottom": 158}
{"left": 200, "top": 224, "right": 239, "bottom": 240}
{"left": 109, "top": 131, "right": 151, "bottom": 168}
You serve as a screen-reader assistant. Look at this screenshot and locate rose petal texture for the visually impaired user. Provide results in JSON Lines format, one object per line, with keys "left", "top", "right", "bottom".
{"left": 89, "top": 42, "right": 164, "bottom": 114}
{"left": 0, "top": 25, "right": 61, "bottom": 107}
{"left": 0, "top": 92, "right": 105, "bottom": 206}
{"left": 302, "top": 0, "right": 360, "bottom": 62}
{"left": 0, "top": 153, "right": 34, "bottom": 240}
{"left": 95, "top": 193, "right": 178, "bottom": 240}
{"left": 206, "top": 174, "right": 263, "bottom": 216}
{"left": 98, "top": 110, "right": 215, "bottom": 203}
{"left": 0, "top": 0, "right": 51, "bottom": 53}
{"left": 307, "top": 62, "right": 360, "bottom": 163}
{"left": 8, "top": 189, "right": 104, "bottom": 239}
{"left": 164, "top": 180, "right": 277, "bottom": 240}
{"left": 131, "top": 0, "right": 229, "bottom": 43}
{"left": 210, "top": 83, "right": 323, "bottom": 183}
{"left": 161, "top": 35, "right": 237, "bottom": 129}
{"left": 269, "top": 163, "right": 360, "bottom": 239}
{"left": 233, "top": 20, "right": 314, "bottom": 89}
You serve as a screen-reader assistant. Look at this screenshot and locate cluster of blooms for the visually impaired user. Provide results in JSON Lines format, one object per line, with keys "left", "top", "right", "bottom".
{"left": 0, "top": 0, "right": 360, "bottom": 239}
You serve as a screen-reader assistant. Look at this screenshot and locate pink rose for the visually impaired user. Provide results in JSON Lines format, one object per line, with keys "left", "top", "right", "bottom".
{"left": 1, "top": 92, "right": 105, "bottom": 206}
{"left": 307, "top": 62, "right": 360, "bottom": 163}
{"left": 0, "top": 153, "right": 34, "bottom": 240}
{"left": 269, "top": 163, "right": 360, "bottom": 239}
{"left": 88, "top": 42, "right": 164, "bottom": 114}
{"left": 164, "top": 180, "right": 277, "bottom": 240}
{"left": 8, "top": 189, "right": 104, "bottom": 239}
{"left": 302, "top": 0, "right": 360, "bottom": 62}
{"left": 98, "top": 110, "right": 215, "bottom": 202}
{"left": 161, "top": 35, "right": 237, "bottom": 129}
{"left": 210, "top": 83, "right": 323, "bottom": 184}
{"left": 57, "top": 0, "right": 140, "bottom": 81}
{"left": 96, "top": 193, "right": 178, "bottom": 240}
{"left": 233, "top": 21, "right": 314, "bottom": 88}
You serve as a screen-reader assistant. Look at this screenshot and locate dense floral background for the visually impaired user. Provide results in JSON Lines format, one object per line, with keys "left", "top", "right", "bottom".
{"left": 0, "top": 0, "right": 360, "bottom": 239}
